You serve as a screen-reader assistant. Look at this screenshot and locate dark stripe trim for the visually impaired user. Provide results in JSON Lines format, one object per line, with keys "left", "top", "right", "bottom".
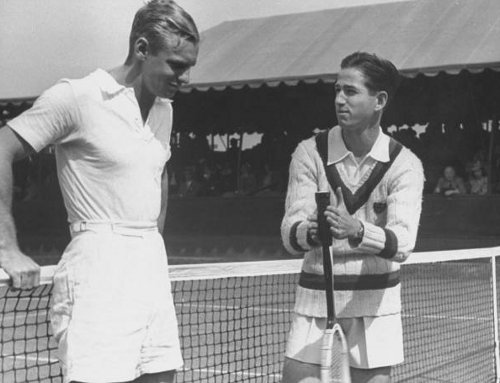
{"left": 299, "top": 270, "right": 400, "bottom": 291}
{"left": 290, "top": 221, "right": 307, "bottom": 253}
{"left": 315, "top": 131, "right": 403, "bottom": 215}
{"left": 378, "top": 228, "right": 398, "bottom": 259}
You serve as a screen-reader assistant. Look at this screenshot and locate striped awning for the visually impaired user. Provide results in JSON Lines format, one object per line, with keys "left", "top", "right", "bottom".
{"left": 185, "top": 0, "right": 500, "bottom": 91}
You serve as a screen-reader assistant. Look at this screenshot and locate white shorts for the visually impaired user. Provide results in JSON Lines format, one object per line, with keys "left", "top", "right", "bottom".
{"left": 285, "top": 313, "right": 404, "bottom": 369}
{"left": 50, "top": 224, "right": 183, "bottom": 383}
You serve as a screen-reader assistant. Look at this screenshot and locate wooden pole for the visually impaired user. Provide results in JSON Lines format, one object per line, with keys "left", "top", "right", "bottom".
{"left": 487, "top": 119, "right": 497, "bottom": 194}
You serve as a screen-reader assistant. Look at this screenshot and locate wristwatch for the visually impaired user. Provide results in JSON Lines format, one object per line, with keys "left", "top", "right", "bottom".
{"left": 354, "top": 221, "right": 364, "bottom": 241}
{"left": 349, "top": 221, "right": 364, "bottom": 246}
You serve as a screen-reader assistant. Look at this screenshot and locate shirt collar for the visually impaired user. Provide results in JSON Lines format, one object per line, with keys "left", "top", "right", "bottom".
{"left": 90, "top": 69, "right": 172, "bottom": 104}
{"left": 327, "top": 125, "right": 390, "bottom": 165}
{"left": 91, "top": 69, "right": 125, "bottom": 95}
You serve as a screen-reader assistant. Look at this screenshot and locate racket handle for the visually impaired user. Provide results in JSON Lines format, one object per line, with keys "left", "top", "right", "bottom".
{"left": 315, "top": 192, "right": 332, "bottom": 246}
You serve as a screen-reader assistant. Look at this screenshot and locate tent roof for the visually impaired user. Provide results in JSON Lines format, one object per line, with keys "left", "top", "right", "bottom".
{"left": 186, "top": 0, "right": 500, "bottom": 91}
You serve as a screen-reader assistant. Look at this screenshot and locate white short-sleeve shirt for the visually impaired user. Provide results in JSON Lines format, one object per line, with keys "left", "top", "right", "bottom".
{"left": 8, "top": 69, "right": 173, "bottom": 224}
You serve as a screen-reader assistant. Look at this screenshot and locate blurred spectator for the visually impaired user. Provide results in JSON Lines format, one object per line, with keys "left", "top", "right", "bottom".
{"left": 178, "top": 166, "right": 202, "bottom": 197}
{"left": 261, "top": 163, "right": 275, "bottom": 190}
{"left": 256, "top": 163, "right": 282, "bottom": 196}
{"left": 220, "top": 160, "right": 237, "bottom": 194}
{"left": 227, "top": 137, "right": 240, "bottom": 168}
{"left": 433, "top": 165, "right": 466, "bottom": 196}
{"left": 199, "top": 162, "right": 222, "bottom": 196}
{"left": 237, "top": 162, "right": 257, "bottom": 196}
{"left": 468, "top": 162, "right": 488, "bottom": 195}
{"left": 169, "top": 171, "right": 179, "bottom": 196}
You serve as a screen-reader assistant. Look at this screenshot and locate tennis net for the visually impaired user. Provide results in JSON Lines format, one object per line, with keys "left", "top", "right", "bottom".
{"left": 1, "top": 246, "right": 500, "bottom": 382}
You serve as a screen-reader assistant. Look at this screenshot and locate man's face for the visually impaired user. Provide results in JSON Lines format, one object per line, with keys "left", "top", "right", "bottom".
{"left": 444, "top": 166, "right": 455, "bottom": 180}
{"left": 142, "top": 38, "right": 199, "bottom": 99}
{"left": 334, "top": 67, "right": 379, "bottom": 130}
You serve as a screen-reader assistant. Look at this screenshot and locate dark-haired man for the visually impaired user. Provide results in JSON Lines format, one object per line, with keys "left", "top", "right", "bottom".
{"left": 281, "top": 52, "right": 424, "bottom": 383}
{"left": 0, "top": 1, "right": 199, "bottom": 382}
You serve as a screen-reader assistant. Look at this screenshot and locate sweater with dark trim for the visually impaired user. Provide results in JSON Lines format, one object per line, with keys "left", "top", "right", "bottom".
{"left": 281, "top": 127, "right": 424, "bottom": 318}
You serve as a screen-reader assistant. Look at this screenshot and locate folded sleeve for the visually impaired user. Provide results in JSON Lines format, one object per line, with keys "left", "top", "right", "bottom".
{"left": 7, "top": 81, "right": 79, "bottom": 152}
{"left": 281, "top": 142, "right": 321, "bottom": 255}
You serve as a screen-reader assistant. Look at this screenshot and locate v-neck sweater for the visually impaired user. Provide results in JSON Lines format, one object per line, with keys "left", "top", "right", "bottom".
{"left": 281, "top": 126, "right": 424, "bottom": 318}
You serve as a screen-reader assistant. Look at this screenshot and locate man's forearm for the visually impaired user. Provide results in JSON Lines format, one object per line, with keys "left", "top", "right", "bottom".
{"left": 0, "top": 161, "right": 20, "bottom": 262}
{"left": 158, "top": 167, "right": 169, "bottom": 235}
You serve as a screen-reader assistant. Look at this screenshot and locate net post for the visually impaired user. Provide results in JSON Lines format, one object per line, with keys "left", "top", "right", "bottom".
{"left": 491, "top": 254, "right": 500, "bottom": 383}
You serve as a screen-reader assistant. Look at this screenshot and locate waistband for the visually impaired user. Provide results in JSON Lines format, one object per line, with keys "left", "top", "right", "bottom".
{"left": 69, "top": 220, "right": 158, "bottom": 237}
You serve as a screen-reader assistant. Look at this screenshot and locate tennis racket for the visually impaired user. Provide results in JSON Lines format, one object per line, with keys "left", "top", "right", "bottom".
{"left": 315, "top": 192, "right": 351, "bottom": 383}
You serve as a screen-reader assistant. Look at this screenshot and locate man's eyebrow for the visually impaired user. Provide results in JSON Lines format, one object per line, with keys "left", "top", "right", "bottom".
{"left": 335, "top": 83, "right": 358, "bottom": 90}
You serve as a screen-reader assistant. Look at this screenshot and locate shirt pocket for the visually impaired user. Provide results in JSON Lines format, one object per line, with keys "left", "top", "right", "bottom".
{"left": 369, "top": 188, "right": 388, "bottom": 226}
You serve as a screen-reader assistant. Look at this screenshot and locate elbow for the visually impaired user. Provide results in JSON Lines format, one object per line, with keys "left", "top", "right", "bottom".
{"left": 376, "top": 227, "right": 415, "bottom": 263}
{"left": 391, "top": 247, "right": 413, "bottom": 263}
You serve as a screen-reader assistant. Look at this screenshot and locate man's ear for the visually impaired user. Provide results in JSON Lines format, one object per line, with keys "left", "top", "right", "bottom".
{"left": 134, "top": 37, "right": 149, "bottom": 61}
{"left": 374, "top": 91, "right": 388, "bottom": 112}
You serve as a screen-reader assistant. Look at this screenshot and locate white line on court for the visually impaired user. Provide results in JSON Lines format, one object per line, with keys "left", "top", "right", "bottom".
{"left": 4, "top": 307, "right": 489, "bottom": 322}
{"left": 402, "top": 313, "right": 490, "bottom": 322}
{"left": 181, "top": 366, "right": 281, "bottom": 379}
{"left": 4, "top": 355, "right": 283, "bottom": 379}
{"left": 1, "top": 354, "right": 56, "bottom": 363}
{"left": 175, "top": 302, "right": 293, "bottom": 313}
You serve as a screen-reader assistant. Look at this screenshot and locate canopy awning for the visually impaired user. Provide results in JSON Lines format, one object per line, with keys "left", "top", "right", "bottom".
{"left": 186, "top": 0, "right": 500, "bottom": 91}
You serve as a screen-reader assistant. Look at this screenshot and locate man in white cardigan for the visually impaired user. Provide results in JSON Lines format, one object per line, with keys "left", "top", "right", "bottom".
{"left": 281, "top": 52, "right": 424, "bottom": 383}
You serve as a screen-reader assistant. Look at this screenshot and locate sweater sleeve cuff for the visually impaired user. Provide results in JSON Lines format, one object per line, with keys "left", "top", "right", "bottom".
{"left": 289, "top": 220, "right": 314, "bottom": 253}
{"left": 357, "top": 222, "right": 398, "bottom": 259}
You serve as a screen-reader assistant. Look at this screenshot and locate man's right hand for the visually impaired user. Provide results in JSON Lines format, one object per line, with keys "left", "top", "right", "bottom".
{"left": 306, "top": 214, "right": 320, "bottom": 246}
{"left": 0, "top": 249, "right": 41, "bottom": 289}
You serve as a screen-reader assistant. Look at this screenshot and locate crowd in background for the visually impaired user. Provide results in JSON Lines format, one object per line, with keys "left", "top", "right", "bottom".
{"left": 166, "top": 122, "right": 499, "bottom": 198}
{"left": 5, "top": 121, "right": 500, "bottom": 202}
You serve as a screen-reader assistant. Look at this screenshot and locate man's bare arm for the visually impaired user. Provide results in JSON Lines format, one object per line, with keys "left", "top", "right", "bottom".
{"left": 157, "top": 165, "right": 169, "bottom": 236}
{"left": 0, "top": 126, "right": 40, "bottom": 289}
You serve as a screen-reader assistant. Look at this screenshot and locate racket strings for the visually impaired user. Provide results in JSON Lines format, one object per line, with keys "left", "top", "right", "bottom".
{"left": 330, "top": 331, "right": 344, "bottom": 380}
{"left": 322, "top": 327, "right": 351, "bottom": 383}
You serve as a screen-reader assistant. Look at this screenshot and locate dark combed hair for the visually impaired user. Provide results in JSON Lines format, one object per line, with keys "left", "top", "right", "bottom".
{"left": 340, "top": 52, "right": 401, "bottom": 105}
{"left": 126, "top": 0, "right": 200, "bottom": 63}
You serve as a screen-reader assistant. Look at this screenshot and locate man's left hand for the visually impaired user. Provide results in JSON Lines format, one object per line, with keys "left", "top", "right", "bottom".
{"left": 325, "top": 187, "right": 361, "bottom": 239}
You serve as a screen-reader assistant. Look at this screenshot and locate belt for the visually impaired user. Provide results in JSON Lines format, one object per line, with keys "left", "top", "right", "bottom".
{"left": 69, "top": 220, "right": 158, "bottom": 237}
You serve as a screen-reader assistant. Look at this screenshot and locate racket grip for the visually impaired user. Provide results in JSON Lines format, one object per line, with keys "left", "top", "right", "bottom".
{"left": 315, "top": 192, "right": 332, "bottom": 246}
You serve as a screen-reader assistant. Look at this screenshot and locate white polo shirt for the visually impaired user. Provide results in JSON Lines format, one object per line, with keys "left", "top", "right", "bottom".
{"left": 8, "top": 69, "right": 172, "bottom": 224}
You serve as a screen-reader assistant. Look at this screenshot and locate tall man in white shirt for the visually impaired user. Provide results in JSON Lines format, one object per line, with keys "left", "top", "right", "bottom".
{"left": 0, "top": 1, "right": 199, "bottom": 382}
{"left": 281, "top": 52, "right": 424, "bottom": 383}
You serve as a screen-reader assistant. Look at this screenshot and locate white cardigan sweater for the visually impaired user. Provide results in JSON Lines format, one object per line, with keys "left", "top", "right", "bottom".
{"left": 281, "top": 127, "right": 424, "bottom": 318}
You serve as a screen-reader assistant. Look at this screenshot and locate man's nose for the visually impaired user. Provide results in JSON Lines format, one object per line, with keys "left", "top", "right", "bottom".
{"left": 178, "top": 70, "right": 190, "bottom": 85}
{"left": 335, "top": 92, "right": 345, "bottom": 105}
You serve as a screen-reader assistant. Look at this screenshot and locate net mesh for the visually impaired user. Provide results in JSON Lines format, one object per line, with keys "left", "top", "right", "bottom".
{"left": 1, "top": 247, "right": 500, "bottom": 383}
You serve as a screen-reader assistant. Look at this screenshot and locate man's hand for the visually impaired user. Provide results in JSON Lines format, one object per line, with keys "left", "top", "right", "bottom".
{"left": 0, "top": 249, "right": 40, "bottom": 289}
{"left": 325, "top": 187, "right": 362, "bottom": 240}
{"left": 306, "top": 214, "right": 320, "bottom": 246}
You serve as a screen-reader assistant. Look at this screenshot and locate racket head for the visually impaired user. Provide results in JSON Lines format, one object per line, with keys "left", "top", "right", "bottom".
{"left": 320, "top": 323, "right": 351, "bottom": 383}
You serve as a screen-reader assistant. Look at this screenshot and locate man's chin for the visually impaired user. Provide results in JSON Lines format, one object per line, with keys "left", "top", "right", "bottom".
{"left": 159, "top": 90, "right": 177, "bottom": 99}
{"left": 337, "top": 119, "right": 352, "bottom": 128}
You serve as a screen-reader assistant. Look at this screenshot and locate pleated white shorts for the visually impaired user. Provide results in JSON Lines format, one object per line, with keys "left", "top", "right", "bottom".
{"left": 285, "top": 312, "right": 404, "bottom": 369}
{"left": 50, "top": 224, "right": 182, "bottom": 383}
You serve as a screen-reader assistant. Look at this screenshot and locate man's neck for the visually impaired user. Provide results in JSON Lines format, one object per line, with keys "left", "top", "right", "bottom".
{"left": 341, "top": 123, "right": 380, "bottom": 158}
{"left": 108, "top": 64, "right": 155, "bottom": 122}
